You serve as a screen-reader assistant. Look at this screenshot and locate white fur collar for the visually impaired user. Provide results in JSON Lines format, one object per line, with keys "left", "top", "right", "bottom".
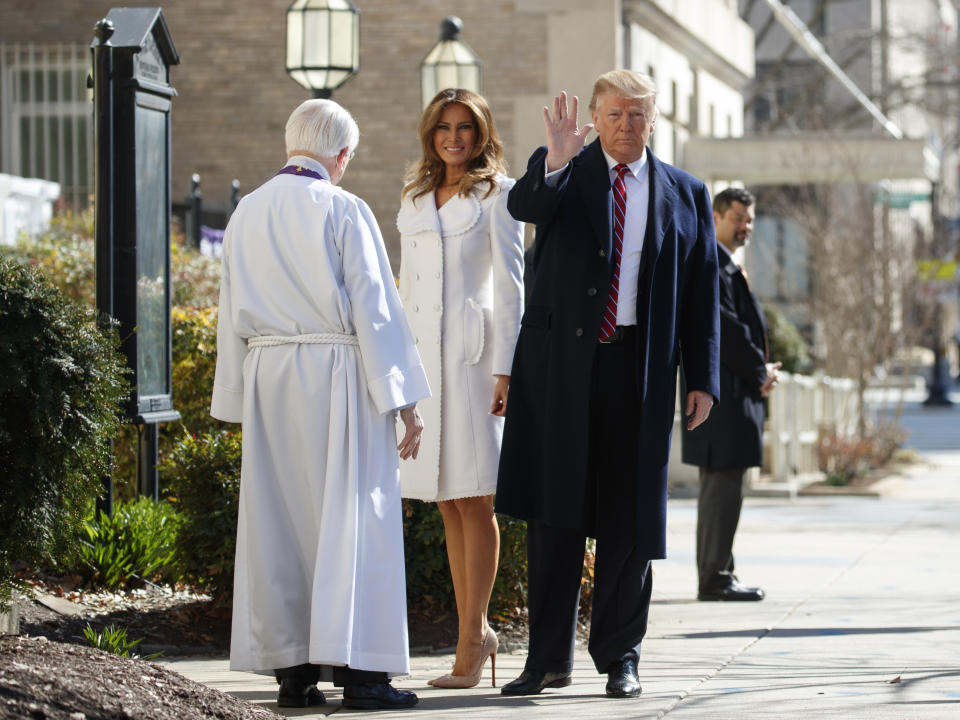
{"left": 396, "top": 188, "right": 484, "bottom": 238}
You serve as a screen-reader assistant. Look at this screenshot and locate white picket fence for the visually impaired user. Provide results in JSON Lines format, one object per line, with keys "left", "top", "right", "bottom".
{"left": 670, "top": 372, "right": 858, "bottom": 495}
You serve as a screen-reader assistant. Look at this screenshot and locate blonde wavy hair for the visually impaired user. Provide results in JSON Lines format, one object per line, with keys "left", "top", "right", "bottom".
{"left": 402, "top": 88, "right": 506, "bottom": 203}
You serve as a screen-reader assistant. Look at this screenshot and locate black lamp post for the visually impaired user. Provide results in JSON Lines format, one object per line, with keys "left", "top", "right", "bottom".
{"left": 420, "top": 16, "right": 481, "bottom": 108}
{"left": 285, "top": 0, "right": 360, "bottom": 98}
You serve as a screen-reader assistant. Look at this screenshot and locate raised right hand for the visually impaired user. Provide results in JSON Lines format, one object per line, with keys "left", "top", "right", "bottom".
{"left": 543, "top": 91, "right": 594, "bottom": 172}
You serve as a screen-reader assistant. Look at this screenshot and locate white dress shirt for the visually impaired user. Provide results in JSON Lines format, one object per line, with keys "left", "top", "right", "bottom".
{"left": 545, "top": 147, "right": 650, "bottom": 326}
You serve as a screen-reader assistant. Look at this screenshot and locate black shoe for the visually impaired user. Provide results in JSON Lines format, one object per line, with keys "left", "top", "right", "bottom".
{"left": 277, "top": 679, "right": 327, "bottom": 707}
{"left": 698, "top": 579, "right": 765, "bottom": 601}
{"left": 500, "top": 669, "right": 572, "bottom": 696}
{"left": 342, "top": 682, "right": 418, "bottom": 710}
{"left": 605, "top": 658, "right": 642, "bottom": 698}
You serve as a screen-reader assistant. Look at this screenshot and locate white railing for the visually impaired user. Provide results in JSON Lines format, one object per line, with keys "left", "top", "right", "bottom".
{"left": 761, "top": 372, "right": 857, "bottom": 488}
{"left": 670, "top": 371, "right": 858, "bottom": 494}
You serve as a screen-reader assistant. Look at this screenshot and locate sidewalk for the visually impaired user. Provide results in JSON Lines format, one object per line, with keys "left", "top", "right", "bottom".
{"left": 165, "top": 394, "right": 960, "bottom": 718}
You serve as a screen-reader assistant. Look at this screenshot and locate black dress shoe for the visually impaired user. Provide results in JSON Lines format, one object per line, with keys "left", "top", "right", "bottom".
{"left": 277, "top": 679, "right": 327, "bottom": 707}
{"left": 500, "top": 669, "right": 572, "bottom": 696}
{"left": 698, "top": 579, "right": 765, "bottom": 601}
{"left": 342, "top": 682, "right": 418, "bottom": 710}
{"left": 605, "top": 658, "right": 642, "bottom": 698}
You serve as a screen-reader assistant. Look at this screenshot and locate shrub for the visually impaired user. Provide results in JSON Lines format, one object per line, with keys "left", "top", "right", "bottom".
{"left": 764, "top": 304, "right": 812, "bottom": 374}
{"left": 2, "top": 212, "right": 226, "bottom": 499}
{"left": 83, "top": 623, "right": 162, "bottom": 661}
{"left": 170, "top": 241, "right": 221, "bottom": 309}
{"left": 170, "top": 306, "right": 221, "bottom": 436}
{"left": 402, "top": 501, "right": 455, "bottom": 612}
{"left": 817, "top": 420, "right": 907, "bottom": 486}
{"left": 403, "top": 502, "right": 592, "bottom": 624}
{"left": 818, "top": 433, "right": 873, "bottom": 485}
{"left": 75, "top": 497, "right": 181, "bottom": 590}
{"left": 491, "top": 516, "right": 529, "bottom": 620}
{"left": 0, "top": 209, "right": 95, "bottom": 305}
{"left": 160, "top": 430, "right": 242, "bottom": 601}
{"left": 0, "top": 258, "right": 128, "bottom": 611}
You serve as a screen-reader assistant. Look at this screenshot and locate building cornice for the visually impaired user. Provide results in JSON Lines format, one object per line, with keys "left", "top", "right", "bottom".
{"left": 624, "top": 0, "right": 754, "bottom": 88}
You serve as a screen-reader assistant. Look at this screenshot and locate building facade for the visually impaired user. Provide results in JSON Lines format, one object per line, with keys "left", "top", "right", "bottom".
{"left": 0, "top": 0, "right": 753, "bottom": 266}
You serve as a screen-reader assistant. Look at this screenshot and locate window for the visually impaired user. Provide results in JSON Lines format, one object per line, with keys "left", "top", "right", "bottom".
{"left": 1, "top": 43, "right": 93, "bottom": 207}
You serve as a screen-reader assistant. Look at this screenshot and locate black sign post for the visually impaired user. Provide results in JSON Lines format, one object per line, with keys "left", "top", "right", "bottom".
{"left": 91, "top": 7, "right": 181, "bottom": 507}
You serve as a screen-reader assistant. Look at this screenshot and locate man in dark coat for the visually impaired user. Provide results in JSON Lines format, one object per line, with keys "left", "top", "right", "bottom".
{"left": 681, "top": 187, "right": 781, "bottom": 602}
{"left": 495, "top": 70, "right": 720, "bottom": 700}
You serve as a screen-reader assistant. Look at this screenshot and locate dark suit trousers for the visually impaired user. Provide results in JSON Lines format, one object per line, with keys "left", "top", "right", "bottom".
{"left": 696, "top": 466, "right": 746, "bottom": 593}
{"left": 525, "top": 330, "right": 653, "bottom": 674}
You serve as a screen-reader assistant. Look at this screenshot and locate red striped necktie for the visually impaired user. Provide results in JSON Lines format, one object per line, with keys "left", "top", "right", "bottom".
{"left": 599, "top": 163, "right": 630, "bottom": 341}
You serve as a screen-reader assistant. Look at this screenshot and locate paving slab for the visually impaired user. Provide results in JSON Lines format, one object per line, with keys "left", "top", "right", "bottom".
{"left": 165, "top": 398, "right": 960, "bottom": 718}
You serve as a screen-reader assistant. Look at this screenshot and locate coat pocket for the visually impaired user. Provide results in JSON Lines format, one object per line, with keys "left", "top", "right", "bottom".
{"left": 463, "top": 298, "right": 485, "bottom": 365}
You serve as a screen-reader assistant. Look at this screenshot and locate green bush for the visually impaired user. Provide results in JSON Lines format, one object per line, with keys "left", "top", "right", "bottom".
{"left": 402, "top": 501, "right": 456, "bottom": 612}
{"left": 401, "top": 501, "right": 537, "bottom": 622}
{"left": 83, "top": 622, "right": 162, "bottom": 661}
{"left": 2, "top": 212, "right": 226, "bottom": 500}
{"left": 764, "top": 304, "right": 813, "bottom": 374}
{"left": 160, "top": 430, "right": 242, "bottom": 601}
{"left": 76, "top": 497, "right": 181, "bottom": 590}
{"left": 0, "top": 258, "right": 129, "bottom": 611}
{"left": 491, "top": 516, "right": 529, "bottom": 620}
{"left": 171, "top": 306, "right": 221, "bottom": 436}
{"left": 0, "top": 209, "right": 95, "bottom": 305}
{"left": 170, "top": 241, "right": 221, "bottom": 309}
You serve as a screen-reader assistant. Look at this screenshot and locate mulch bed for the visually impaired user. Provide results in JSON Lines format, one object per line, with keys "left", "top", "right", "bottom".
{"left": 3, "top": 573, "right": 545, "bottom": 718}
{"left": 16, "top": 577, "right": 532, "bottom": 655}
{"left": 0, "top": 635, "right": 278, "bottom": 720}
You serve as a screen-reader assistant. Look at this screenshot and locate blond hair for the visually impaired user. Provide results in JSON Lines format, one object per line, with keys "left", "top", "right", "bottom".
{"left": 402, "top": 89, "right": 506, "bottom": 203}
{"left": 589, "top": 69, "right": 658, "bottom": 112}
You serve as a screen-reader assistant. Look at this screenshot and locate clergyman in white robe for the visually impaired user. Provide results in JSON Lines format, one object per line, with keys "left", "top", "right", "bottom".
{"left": 210, "top": 148, "right": 430, "bottom": 682}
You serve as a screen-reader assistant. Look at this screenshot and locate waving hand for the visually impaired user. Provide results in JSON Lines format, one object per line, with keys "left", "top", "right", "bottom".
{"left": 543, "top": 91, "right": 594, "bottom": 172}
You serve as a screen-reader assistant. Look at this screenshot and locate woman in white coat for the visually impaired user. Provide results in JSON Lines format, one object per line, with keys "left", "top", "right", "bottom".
{"left": 397, "top": 89, "right": 524, "bottom": 689}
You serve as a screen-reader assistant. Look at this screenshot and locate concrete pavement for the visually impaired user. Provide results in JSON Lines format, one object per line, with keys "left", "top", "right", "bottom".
{"left": 165, "top": 391, "right": 960, "bottom": 718}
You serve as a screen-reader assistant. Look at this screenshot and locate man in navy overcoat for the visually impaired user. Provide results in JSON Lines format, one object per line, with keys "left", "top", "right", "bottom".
{"left": 681, "top": 187, "right": 780, "bottom": 602}
{"left": 496, "top": 70, "right": 720, "bottom": 699}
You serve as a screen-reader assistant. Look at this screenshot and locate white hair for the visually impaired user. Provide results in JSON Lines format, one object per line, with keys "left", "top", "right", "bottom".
{"left": 284, "top": 98, "right": 359, "bottom": 158}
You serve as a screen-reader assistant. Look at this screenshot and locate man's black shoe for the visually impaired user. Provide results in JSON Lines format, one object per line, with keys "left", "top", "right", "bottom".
{"left": 276, "top": 679, "right": 326, "bottom": 707}
{"left": 500, "top": 669, "right": 572, "bottom": 696}
{"left": 605, "top": 658, "right": 642, "bottom": 698}
{"left": 342, "top": 682, "right": 418, "bottom": 710}
{"left": 698, "top": 579, "right": 765, "bottom": 601}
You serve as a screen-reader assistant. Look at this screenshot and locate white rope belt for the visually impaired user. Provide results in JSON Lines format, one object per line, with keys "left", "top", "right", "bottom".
{"left": 248, "top": 332, "right": 359, "bottom": 348}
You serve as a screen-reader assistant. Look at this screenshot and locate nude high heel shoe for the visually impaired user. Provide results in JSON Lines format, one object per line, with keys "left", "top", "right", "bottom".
{"left": 428, "top": 629, "right": 498, "bottom": 689}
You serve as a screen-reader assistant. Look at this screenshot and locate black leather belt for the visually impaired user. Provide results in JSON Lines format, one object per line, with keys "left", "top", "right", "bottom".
{"left": 598, "top": 325, "right": 637, "bottom": 344}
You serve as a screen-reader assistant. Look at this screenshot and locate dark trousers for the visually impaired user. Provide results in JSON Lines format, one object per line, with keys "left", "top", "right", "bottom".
{"left": 696, "top": 466, "right": 746, "bottom": 593}
{"left": 275, "top": 663, "right": 387, "bottom": 687}
{"left": 525, "top": 328, "right": 653, "bottom": 674}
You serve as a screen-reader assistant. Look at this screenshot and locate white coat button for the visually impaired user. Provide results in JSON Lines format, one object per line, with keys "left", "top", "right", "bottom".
{"left": 416, "top": 273, "right": 421, "bottom": 280}
{"left": 414, "top": 305, "right": 419, "bottom": 312}
{"left": 434, "top": 304, "right": 441, "bottom": 311}
{"left": 412, "top": 240, "right": 417, "bottom": 247}
{"left": 435, "top": 272, "right": 441, "bottom": 279}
